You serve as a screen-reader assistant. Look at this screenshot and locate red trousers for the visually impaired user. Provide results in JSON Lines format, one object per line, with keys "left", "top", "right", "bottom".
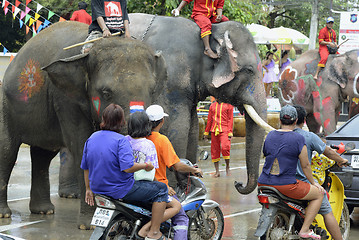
{"left": 318, "top": 46, "right": 329, "bottom": 67}
{"left": 193, "top": 14, "right": 229, "bottom": 38}
{"left": 210, "top": 132, "right": 231, "bottom": 162}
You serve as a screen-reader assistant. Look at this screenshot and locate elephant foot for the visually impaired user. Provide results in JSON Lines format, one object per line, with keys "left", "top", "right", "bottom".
{"left": 58, "top": 185, "right": 80, "bottom": 199}
{"left": 0, "top": 206, "right": 12, "bottom": 218}
{"left": 77, "top": 212, "right": 94, "bottom": 230}
{"left": 29, "top": 202, "right": 55, "bottom": 215}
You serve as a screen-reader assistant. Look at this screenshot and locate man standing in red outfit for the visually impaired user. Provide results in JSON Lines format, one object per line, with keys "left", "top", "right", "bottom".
{"left": 172, "top": 0, "right": 228, "bottom": 59}
{"left": 204, "top": 99, "right": 234, "bottom": 177}
{"left": 313, "top": 17, "right": 338, "bottom": 80}
{"left": 70, "top": 1, "right": 92, "bottom": 25}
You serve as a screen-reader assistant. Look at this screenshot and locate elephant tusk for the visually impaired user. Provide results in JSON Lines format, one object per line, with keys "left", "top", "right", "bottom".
{"left": 244, "top": 104, "right": 275, "bottom": 133}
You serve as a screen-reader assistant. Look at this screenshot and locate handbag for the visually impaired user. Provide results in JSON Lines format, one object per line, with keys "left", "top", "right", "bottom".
{"left": 327, "top": 30, "right": 338, "bottom": 54}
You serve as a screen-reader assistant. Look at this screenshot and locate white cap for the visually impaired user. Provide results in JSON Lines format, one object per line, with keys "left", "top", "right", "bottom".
{"left": 146, "top": 105, "right": 169, "bottom": 121}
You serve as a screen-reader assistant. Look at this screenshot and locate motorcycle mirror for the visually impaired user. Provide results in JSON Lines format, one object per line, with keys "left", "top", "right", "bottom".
{"left": 345, "top": 142, "right": 356, "bottom": 151}
{"left": 199, "top": 150, "right": 209, "bottom": 160}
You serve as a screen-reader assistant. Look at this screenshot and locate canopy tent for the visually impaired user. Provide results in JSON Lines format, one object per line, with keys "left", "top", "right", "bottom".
{"left": 269, "top": 26, "right": 310, "bottom": 45}
{"left": 246, "top": 23, "right": 277, "bottom": 44}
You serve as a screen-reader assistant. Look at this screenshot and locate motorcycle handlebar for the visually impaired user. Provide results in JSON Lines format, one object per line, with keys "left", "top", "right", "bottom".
{"left": 330, "top": 144, "right": 340, "bottom": 150}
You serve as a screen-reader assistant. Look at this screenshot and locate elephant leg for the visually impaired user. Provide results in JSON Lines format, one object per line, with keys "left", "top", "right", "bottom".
{"left": 186, "top": 105, "right": 199, "bottom": 163}
{"left": 58, "top": 148, "right": 79, "bottom": 198}
{"left": 0, "top": 137, "right": 20, "bottom": 217}
{"left": 306, "top": 113, "right": 321, "bottom": 133}
{"left": 29, "top": 146, "right": 57, "bottom": 214}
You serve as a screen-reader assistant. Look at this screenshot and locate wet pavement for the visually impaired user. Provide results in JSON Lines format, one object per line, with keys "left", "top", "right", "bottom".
{"left": 1, "top": 138, "right": 359, "bottom": 239}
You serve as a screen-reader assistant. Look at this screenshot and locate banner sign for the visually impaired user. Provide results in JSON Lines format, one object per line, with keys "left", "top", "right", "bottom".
{"left": 339, "top": 12, "right": 359, "bottom": 53}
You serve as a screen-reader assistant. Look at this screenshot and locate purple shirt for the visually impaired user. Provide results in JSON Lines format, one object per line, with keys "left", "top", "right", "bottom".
{"left": 258, "top": 130, "right": 306, "bottom": 185}
{"left": 126, "top": 136, "right": 159, "bottom": 168}
{"left": 81, "top": 130, "right": 134, "bottom": 199}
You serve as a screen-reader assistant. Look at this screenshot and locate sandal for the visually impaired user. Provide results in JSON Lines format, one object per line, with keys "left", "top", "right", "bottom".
{"left": 135, "top": 231, "right": 145, "bottom": 240}
{"left": 298, "top": 229, "right": 321, "bottom": 239}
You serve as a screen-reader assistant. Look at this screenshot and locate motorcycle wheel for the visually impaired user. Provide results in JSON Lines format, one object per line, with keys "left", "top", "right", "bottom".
{"left": 100, "top": 216, "right": 133, "bottom": 240}
{"left": 187, "top": 206, "right": 224, "bottom": 240}
{"left": 340, "top": 202, "right": 350, "bottom": 240}
{"left": 262, "top": 211, "right": 291, "bottom": 240}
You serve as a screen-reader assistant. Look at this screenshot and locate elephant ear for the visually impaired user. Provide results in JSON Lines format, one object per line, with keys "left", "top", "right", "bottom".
{"left": 42, "top": 53, "right": 89, "bottom": 101}
{"left": 211, "top": 30, "right": 239, "bottom": 88}
{"left": 327, "top": 54, "right": 348, "bottom": 89}
{"left": 153, "top": 51, "right": 167, "bottom": 97}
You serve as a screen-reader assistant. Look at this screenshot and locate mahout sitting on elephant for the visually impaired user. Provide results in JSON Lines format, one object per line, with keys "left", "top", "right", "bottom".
{"left": 278, "top": 49, "right": 359, "bottom": 135}
{"left": 0, "top": 21, "right": 166, "bottom": 228}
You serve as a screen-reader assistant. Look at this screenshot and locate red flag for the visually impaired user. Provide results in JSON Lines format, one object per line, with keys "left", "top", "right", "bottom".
{"left": 26, "top": 25, "right": 29, "bottom": 34}
{"left": 26, "top": 0, "right": 32, "bottom": 5}
{"left": 36, "top": 20, "right": 42, "bottom": 31}
{"left": 12, "top": 5, "right": 14, "bottom": 13}
{"left": 9, "top": 54, "right": 15, "bottom": 63}
{"left": 59, "top": 17, "right": 66, "bottom": 22}
{"left": 3, "top": 1, "right": 9, "bottom": 10}
{"left": 15, "top": 0, "right": 20, "bottom": 7}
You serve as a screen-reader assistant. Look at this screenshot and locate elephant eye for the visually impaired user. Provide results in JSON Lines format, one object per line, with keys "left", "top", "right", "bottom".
{"left": 102, "top": 89, "right": 112, "bottom": 101}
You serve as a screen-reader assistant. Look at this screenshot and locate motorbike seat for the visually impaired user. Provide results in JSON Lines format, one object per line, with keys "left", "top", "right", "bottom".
{"left": 258, "top": 186, "right": 308, "bottom": 206}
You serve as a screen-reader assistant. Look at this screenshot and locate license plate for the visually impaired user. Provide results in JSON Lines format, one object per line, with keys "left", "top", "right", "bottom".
{"left": 91, "top": 207, "right": 114, "bottom": 227}
{"left": 351, "top": 155, "right": 359, "bottom": 169}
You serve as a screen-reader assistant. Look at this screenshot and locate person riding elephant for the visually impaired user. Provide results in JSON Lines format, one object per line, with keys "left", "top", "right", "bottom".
{"left": 128, "top": 13, "right": 274, "bottom": 195}
{"left": 278, "top": 49, "right": 359, "bottom": 135}
{"left": 0, "top": 21, "right": 166, "bottom": 228}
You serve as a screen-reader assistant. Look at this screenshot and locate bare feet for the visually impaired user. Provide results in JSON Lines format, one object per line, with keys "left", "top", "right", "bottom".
{"left": 204, "top": 48, "right": 219, "bottom": 59}
{"left": 226, "top": 168, "right": 231, "bottom": 176}
{"left": 212, "top": 172, "right": 220, "bottom": 178}
{"left": 313, "top": 75, "right": 318, "bottom": 80}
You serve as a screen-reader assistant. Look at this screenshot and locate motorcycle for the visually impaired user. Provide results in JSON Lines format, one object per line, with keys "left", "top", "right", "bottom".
{"left": 89, "top": 159, "right": 224, "bottom": 240}
{"left": 251, "top": 143, "right": 354, "bottom": 240}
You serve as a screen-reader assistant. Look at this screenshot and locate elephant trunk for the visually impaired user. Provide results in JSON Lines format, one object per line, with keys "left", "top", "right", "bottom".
{"left": 234, "top": 104, "right": 267, "bottom": 195}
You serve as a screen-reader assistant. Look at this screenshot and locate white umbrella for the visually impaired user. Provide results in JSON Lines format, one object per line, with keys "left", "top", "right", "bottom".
{"left": 246, "top": 23, "right": 277, "bottom": 44}
{"left": 269, "top": 26, "right": 309, "bottom": 45}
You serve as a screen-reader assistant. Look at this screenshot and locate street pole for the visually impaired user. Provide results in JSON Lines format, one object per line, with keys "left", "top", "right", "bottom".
{"left": 309, "top": 0, "right": 319, "bottom": 50}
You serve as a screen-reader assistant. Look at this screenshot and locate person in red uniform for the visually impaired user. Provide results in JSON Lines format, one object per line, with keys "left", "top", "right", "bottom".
{"left": 70, "top": 1, "right": 92, "bottom": 25}
{"left": 203, "top": 99, "right": 234, "bottom": 177}
{"left": 313, "top": 17, "right": 338, "bottom": 80}
{"left": 172, "top": 0, "right": 229, "bottom": 59}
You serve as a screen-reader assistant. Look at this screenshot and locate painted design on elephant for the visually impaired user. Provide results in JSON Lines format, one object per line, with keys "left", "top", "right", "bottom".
{"left": 304, "top": 59, "right": 318, "bottom": 75}
{"left": 278, "top": 66, "right": 298, "bottom": 103}
{"left": 353, "top": 97, "right": 359, "bottom": 104}
{"left": 92, "top": 97, "right": 101, "bottom": 116}
{"left": 18, "top": 59, "right": 44, "bottom": 100}
{"left": 246, "top": 82, "right": 255, "bottom": 95}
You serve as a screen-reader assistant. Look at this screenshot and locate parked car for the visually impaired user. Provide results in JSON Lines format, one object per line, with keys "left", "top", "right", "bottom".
{"left": 326, "top": 113, "right": 359, "bottom": 214}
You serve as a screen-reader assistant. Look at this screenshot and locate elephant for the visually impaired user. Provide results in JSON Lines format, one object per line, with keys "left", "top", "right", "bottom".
{"left": 0, "top": 21, "right": 166, "bottom": 227}
{"left": 278, "top": 49, "right": 359, "bottom": 135}
{"left": 128, "top": 13, "right": 273, "bottom": 195}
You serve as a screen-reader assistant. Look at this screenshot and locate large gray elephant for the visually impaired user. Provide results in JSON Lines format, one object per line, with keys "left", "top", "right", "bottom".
{"left": 278, "top": 49, "right": 359, "bottom": 135}
{"left": 0, "top": 21, "right": 166, "bottom": 227}
{"left": 129, "top": 13, "right": 272, "bottom": 195}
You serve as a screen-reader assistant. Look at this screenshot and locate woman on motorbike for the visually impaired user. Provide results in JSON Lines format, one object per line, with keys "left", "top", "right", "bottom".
{"left": 127, "top": 111, "right": 181, "bottom": 239}
{"left": 81, "top": 104, "right": 170, "bottom": 240}
{"left": 258, "top": 105, "right": 325, "bottom": 240}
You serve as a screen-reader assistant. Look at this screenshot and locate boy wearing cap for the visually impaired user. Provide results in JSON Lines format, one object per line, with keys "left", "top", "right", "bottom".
{"left": 313, "top": 17, "right": 338, "bottom": 80}
{"left": 145, "top": 105, "right": 203, "bottom": 240}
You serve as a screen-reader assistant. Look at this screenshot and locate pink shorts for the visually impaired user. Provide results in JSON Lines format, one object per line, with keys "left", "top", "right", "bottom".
{"left": 258, "top": 180, "right": 310, "bottom": 199}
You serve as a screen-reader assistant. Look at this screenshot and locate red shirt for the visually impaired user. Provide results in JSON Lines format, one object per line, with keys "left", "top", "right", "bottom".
{"left": 204, "top": 102, "right": 234, "bottom": 136}
{"left": 70, "top": 9, "right": 92, "bottom": 25}
{"left": 318, "top": 26, "right": 337, "bottom": 50}
{"left": 184, "top": 0, "right": 225, "bottom": 17}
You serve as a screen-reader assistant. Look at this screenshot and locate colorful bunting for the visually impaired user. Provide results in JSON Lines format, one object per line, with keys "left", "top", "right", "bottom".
{"left": 29, "top": 17, "right": 35, "bottom": 26}
{"left": 4, "top": 7, "right": 8, "bottom": 15}
{"left": 20, "top": 10, "right": 26, "bottom": 20}
{"left": 32, "top": 25, "right": 36, "bottom": 37}
{"left": 13, "top": 7, "right": 20, "bottom": 19}
{"left": 59, "top": 17, "right": 65, "bottom": 22}
{"left": 15, "top": 0, "right": 20, "bottom": 7}
{"left": 36, "top": 3, "right": 43, "bottom": 13}
{"left": 3, "top": 46, "right": 8, "bottom": 55}
{"left": 36, "top": 19, "right": 42, "bottom": 31}
{"left": 26, "top": 25, "right": 29, "bottom": 34}
{"left": 47, "top": 10, "right": 54, "bottom": 20}
{"left": 25, "top": 6, "right": 30, "bottom": 14}
{"left": 24, "top": 14, "right": 30, "bottom": 24}
{"left": 9, "top": 54, "right": 15, "bottom": 63}
{"left": 26, "top": 0, "right": 32, "bottom": 5}
{"left": 3, "top": 0, "right": 9, "bottom": 11}
{"left": 19, "top": 18, "right": 23, "bottom": 28}
{"left": 2, "top": 0, "right": 5, "bottom": 8}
